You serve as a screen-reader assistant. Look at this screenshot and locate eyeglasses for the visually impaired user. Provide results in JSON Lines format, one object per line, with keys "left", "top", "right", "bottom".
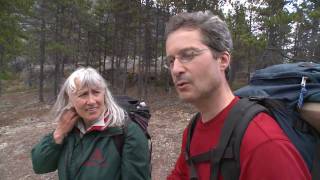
{"left": 165, "top": 48, "right": 209, "bottom": 69}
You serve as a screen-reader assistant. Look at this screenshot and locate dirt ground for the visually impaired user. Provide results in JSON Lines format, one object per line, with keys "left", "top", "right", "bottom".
{"left": 0, "top": 89, "right": 196, "bottom": 180}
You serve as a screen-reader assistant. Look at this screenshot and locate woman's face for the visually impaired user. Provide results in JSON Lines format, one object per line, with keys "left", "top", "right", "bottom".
{"left": 70, "top": 81, "right": 106, "bottom": 126}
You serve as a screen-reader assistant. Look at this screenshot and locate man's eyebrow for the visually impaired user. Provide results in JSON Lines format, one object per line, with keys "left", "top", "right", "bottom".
{"left": 179, "top": 47, "right": 198, "bottom": 52}
{"left": 166, "top": 47, "right": 198, "bottom": 57}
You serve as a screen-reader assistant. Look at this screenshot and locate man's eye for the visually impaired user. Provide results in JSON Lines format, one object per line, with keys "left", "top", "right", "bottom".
{"left": 166, "top": 56, "right": 175, "bottom": 64}
{"left": 181, "top": 51, "right": 195, "bottom": 60}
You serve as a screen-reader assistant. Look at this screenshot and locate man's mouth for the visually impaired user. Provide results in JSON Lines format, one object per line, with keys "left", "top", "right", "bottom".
{"left": 176, "top": 81, "right": 189, "bottom": 88}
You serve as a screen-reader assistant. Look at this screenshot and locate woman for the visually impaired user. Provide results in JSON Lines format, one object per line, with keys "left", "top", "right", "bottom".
{"left": 31, "top": 67, "right": 150, "bottom": 180}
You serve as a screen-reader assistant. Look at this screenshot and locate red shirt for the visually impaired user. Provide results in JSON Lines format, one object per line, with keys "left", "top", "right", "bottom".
{"left": 167, "top": 97, "right": 311, "bottom": 180}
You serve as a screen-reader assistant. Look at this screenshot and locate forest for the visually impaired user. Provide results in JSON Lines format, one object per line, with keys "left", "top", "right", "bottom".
{"left": 0, "top": 0, "right": 319, "bottom": 100}
{"left": 0, "top": 1, "right": 319, "bottom": 179}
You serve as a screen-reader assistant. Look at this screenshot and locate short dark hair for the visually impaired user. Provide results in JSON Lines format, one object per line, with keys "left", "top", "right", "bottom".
{"left": 165, "top": 11, "right": 233, "bottom": 80}
{"left": 165, "top": 11, "right": 233, "bottom": 53}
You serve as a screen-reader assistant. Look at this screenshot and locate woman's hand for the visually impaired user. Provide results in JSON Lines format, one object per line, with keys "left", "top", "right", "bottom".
{"left": 53, "top": 108, "right": 79, "bottom": 144}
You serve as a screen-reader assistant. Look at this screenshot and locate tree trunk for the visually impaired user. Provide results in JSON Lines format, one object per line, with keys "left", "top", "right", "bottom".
{"left": 103, "top": 30, "right": 108, "bottom": 74}
{"left": 136, "top": 25, "right": 141, "bottom": 98}
{"left": 103, "top": 42, "right": 107, "bottom": 74}
{"left": 133, "top": 31, "right": 137, "bottom": 74}
{"left": 143, "top": 0, "right": 153, "bottom": 100}
{"left": 122, "top": 26, "right": 130, "bottom": 94}
{"left": 102, "top": 15, "right": 110, "bottom": 74}
{"left": 76, "top": 22, "right": 81, "bottom": 66}
{"left": 138, "top": 55, "right": 143, "bottom": 98}
{"left": 53, "top": 8, "right": 62, "bottom": 97}
{"left": 310, "top": 10, "right": 319, "bottom": 61}
{"left": 39, "top": 17, "right": 46, "bottom": 102}
{"left": 293, "top": 23, "right": 300, "bottom": 57}
{"left": 154, "top": 6, "right": 160, "bottom": 80}
{"left": 110, "top": 17, "right": 118, "bottom": 86}
{"left": 122, "top": 52, "right": 128, "bottom": 94}
{"left": 86, "top": 31, "right": 90, "bottom": 66}
{"left": 0, "top": 46, "right": 4, "bottom": 96}
{"left": 137, "top": 18, "right": 143, "bottom": 98}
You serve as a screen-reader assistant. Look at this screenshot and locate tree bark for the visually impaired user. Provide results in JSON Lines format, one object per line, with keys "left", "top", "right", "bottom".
{"left": 154, "top": 6, "right": 160, "bottom": 80}
{"left": 0, "top": 45, "right": 4, "bottom": 96}
{"left": 143, "top": 0, "right": 153, "bottom": 99}
{"left": 39, "top": 17, "right": 46, "bottom": 102}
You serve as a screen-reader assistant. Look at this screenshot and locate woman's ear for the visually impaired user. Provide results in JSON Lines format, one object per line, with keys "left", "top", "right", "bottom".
{"left": 66, "top": 101, "right": 74, "bottom": 109}
{"left": 66, "top": 93, "right": 75, "bottom": 110}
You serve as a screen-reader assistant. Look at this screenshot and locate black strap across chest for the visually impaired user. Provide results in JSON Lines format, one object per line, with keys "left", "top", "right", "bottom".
{"left": 185, "top": 98, "right": 267, "bottom": 180}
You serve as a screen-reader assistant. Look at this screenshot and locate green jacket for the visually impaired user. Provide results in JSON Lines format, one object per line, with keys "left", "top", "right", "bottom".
{"left": 31, "top": 121, "right": 150, "bottom": 180}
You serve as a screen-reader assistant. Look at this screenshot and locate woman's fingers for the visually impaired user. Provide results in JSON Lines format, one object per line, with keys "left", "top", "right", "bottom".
{"left": 54, "top": 108, "right": 79, "bottom": 144}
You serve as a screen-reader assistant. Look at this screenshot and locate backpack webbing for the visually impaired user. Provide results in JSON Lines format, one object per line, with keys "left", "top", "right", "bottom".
{"left": 186, "top": 98, "right": 320, "bottom": 180}
{"left": 112, "top": 95, "right": 152, "bottom": 157}
{"left": 312, "top": 142, "right": 320, "bottom": 180}
{"left": 112, "top": 117, "right": 152, "bottom": 156}
{"left": 185, "top": 98, "right": 268, "bottom": 180}
{"left": 111, "top": 117, "right": 152, "bottom": 178}
{"left": 112, "top": 119, "right": 129, "bottom": 156}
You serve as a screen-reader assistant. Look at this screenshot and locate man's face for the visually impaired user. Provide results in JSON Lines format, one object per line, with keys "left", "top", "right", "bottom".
{"left": 166, "top": 28, "right": 225, "bottom": 103}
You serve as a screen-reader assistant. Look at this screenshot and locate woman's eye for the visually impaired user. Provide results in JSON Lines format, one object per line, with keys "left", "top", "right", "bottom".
{"left": 93, "top": 90, "right": 100, "bottom": 95}
{"left": 78, "top": 92, "right": 87, "bottom": 97}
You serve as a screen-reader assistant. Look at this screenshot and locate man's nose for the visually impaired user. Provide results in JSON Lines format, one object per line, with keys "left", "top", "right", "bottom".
{"left": 171, "top": 58, "right": 185, "bottom": 76}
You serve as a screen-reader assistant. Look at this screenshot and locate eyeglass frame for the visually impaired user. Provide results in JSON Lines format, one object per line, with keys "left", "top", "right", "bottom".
{"left": 164, "top": 48, "right": 211, "bottom": 69}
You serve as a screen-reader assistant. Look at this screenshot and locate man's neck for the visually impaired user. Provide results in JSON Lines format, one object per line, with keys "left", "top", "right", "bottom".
{"left": 194, "top": 87, "right": 235, "bottom": 123}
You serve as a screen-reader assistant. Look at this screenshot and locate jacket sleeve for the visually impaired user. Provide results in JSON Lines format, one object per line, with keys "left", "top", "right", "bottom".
{"left": 31, "top": 133, "right": 64, "bottom": 174}
{"left": 121, "top": 122, "right": 151, "bottom": 180}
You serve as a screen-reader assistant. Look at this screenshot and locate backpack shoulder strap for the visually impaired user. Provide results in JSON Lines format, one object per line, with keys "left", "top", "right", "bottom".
{"left": 185, "top": 112, "right": 201, "bottom": 180}
{"left": 113, "top": 133, "right": 125, "bottom": 156}
{"left": 312, "top": 141, "right": 320, "bottom": 180}
{"left": 185, "top": 98, "right": 268, "bottom": 180}
{"left": 219, "top": 98, "right": 268, "bottom": 180}
{"left": 112, "top": 118, "right": 129, "bottom": 157}
{"left": 209, "top": 98, "right": 261, "bottom": 180}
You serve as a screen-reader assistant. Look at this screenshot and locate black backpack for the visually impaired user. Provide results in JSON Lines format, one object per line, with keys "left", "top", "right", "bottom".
{"left": 112, "top": 95, "right": 152, "bottom": 158}
{"left": 185, "top": 62, "right": 320, "bottom": 180}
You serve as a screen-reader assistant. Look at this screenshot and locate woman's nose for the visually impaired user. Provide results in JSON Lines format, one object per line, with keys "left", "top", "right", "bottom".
{"left": 87, "top": 94, "right": 95, "bottom": 104}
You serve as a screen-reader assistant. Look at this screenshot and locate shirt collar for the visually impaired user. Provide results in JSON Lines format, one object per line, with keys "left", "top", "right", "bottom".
{"left": 76, "top": 110, "right": 111, "bottom": 135}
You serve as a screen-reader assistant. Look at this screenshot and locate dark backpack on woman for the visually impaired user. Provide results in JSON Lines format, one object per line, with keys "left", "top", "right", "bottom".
{"left": 112, "top": 95, "right": 152, "bottom": 156}
{"left": 185, "top": 62, "right": 320, "bottom": 180}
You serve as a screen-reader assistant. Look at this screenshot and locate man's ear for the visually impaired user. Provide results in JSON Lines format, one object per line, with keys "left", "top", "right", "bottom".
{"left": 219, "top": 51, "right": 231, "bottom": 72}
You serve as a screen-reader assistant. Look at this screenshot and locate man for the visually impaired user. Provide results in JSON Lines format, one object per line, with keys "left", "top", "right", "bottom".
{"left": 165, "top": 11, "right": 310, "bottom": 180}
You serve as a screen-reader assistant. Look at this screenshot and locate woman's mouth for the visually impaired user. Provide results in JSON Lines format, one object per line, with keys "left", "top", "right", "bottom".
{"left": 87, "top": 107, "right": 97, "bottom": 112}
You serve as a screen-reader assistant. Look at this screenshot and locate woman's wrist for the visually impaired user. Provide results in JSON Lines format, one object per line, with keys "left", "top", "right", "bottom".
{"left": 53, "top": 130, "right": 66, "bottom": 144}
